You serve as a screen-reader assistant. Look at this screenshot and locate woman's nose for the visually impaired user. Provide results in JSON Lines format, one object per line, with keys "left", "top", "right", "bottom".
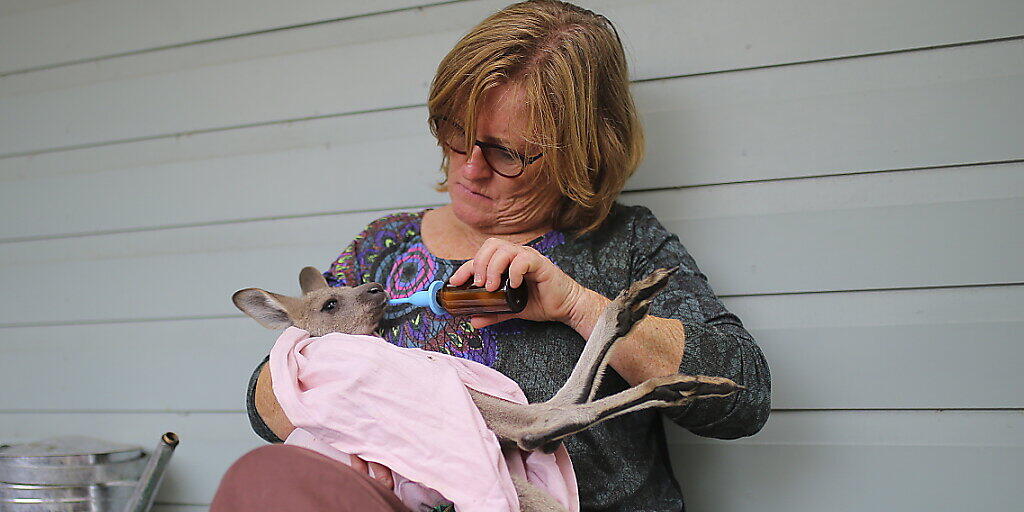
{"left": 459, "top": 145, "right": 492, "bottom": 180}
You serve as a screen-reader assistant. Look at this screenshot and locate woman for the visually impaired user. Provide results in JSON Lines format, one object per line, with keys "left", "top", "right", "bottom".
{"left": 225, "top": 1, "right": 771, "bottom": 510}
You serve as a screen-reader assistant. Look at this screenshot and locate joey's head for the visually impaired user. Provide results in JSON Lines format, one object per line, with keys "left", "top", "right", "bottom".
{"left": 232, "top": 267, "right": 387, "bottom": 337}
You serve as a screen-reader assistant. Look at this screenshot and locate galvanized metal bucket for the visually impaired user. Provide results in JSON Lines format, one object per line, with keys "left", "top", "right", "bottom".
{"left": 0, "top": 480, "right": 136, "bottom": 511}
{"left": 0, "top": 437, "right": 146, "bottom": 486}
{"left": 0, "top": 434, "right": 178, "bottom": 512}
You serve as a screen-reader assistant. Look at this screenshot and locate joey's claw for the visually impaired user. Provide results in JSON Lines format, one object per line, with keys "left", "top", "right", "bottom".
{"left": 651, "top": 375, "right": 743, "bottom": 404}
{"left": 611, "top": 267, "right": 678, "bottom": 337}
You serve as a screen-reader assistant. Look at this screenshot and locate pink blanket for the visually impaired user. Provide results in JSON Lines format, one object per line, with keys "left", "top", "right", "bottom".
{"left": 269, "top": 327, "right": 579, "bottom": 512}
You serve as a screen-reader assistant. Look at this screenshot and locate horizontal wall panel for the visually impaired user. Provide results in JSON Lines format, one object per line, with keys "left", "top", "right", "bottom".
{"left": 0, "top": 3, "right": 487, "bottom": 156}
{"left": 727, "top": 285, "right": 1023, "bottom": 410}
{"left": 0, "top": 210, "right": 384, "bottom": 325}
{"left": 667, "top": 410, "right": 1024, "bottom": 512}
{"left": 1, "top": 165, "right": 1019, "bottom": 325}
{"left": 4, "top": 163, "right": 1019, "bottom": 323}
{"left": 619, "top": 0, "right": 1024, "bottom": 82}
{"left": 1, "top": 410, "right": 1018, "bottom": 507}
{"left": 0, "top": 412, "right": 263, "bottom": 506}
{"left": 0, "top": 108, "right": 447, "bottom": 241}
{"left": 0, "top": 318, "right": 274, "bottom": 412}
{"left": 627, "top": 163, "right": 1024, "bottom": 294}
{"left": 6, "top": 0, "right": 1023, "bottom": 95}
{"left": 2, "top": 285, "right": 1020, "bottom": 411}
{"left": 0, "top": 1, "right": 78, "bottom": 18}
{"left": 0, "top": 0, "right": 496, "bottom": 97}
{"left": 631, "top": 40, "right": 1024, "bottom": 189}
{"left": 2, "top": 9, "right": 1022, "bottom": 158}
{"left": 0, "top": 0, "right": 432, "bottom": 73}
{"left": 3, "top": 43, "right": 1023, "bottom": 239}
{"left": 4, "top": 0, "right": 1019, "bottom": 96}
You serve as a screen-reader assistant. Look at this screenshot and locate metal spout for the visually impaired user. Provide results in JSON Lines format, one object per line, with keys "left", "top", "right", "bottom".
{"left": 123, "top": 432, "right": 179, "bottom": 512}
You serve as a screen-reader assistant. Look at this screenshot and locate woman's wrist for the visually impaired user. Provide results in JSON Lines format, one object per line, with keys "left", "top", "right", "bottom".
{"left": 564, "top": 284, "right": 610, "bottom": 339}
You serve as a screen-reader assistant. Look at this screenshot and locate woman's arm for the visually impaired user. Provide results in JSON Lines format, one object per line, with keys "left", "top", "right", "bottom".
{"left": 565, "top": 287, "right": 686, "bottom": 387}
{"left": 448, "top": 208, "right": 771, "bottom": 440}
{"left": 619, "top": 207, "right": 771, "bottom": 439}
{"left": 565, "top": 285, "right": 770, "bottom": 439}
{"left": 250, "top": 360, "right": 296, "bottom": 441}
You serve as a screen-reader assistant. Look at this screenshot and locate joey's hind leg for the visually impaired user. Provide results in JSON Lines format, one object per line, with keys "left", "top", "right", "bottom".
{"left": 519, "top": 374, "right": 743, "bottom": 452}
{"left": 511, "top": 474, "right": 568, "bottom": 512}
{"left": 548, "top": 267, "right": 678, "bottom": 407}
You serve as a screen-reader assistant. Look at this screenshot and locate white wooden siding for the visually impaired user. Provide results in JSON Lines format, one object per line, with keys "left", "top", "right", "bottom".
{"left": 1, "top": 0, "right": 1021, "bottom": 510}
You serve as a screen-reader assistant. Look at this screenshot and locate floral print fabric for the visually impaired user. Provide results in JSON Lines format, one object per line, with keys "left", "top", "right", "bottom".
{"left": 326, "top": 211, "right": 564, "bottom": 367}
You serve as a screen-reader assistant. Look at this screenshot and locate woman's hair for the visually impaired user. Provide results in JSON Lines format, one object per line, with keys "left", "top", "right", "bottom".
{"left": 428, "top": 0, "right": 644, "bottom": 235}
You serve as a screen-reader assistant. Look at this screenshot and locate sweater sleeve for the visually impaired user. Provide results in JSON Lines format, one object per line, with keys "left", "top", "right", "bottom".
{"left": 246, "top": 355, "right": 282, "bottom": 443}
{"left": 628, "top": 206, "right": 771, "bottom": 439}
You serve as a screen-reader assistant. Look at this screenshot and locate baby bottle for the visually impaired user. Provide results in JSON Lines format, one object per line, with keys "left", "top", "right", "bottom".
{"left": 388, "top": 274, "right": 528, "bottom": 316}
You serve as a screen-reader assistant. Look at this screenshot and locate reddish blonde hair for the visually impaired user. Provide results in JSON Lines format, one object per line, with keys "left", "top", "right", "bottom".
{"left": 428, "top": 0, "right": 644, "bottom": 235}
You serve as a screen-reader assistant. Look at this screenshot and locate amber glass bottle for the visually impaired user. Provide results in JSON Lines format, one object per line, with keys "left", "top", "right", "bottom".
{"left": 436, "top": 275, "right": 528, "bottom": 315}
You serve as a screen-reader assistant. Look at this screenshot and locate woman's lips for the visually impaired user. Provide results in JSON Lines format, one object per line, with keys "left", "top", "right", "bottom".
{"left": 456, "top": 182, "right": 492, "bottom": 200}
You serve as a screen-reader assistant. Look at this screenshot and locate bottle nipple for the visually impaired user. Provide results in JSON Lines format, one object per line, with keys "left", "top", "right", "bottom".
{"left": 388, "top": 280, "right": 447, "bottom": 316}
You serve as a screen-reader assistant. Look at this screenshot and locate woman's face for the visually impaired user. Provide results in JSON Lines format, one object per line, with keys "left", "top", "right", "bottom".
{"left": 444, "top": 83, "right": 562, "bottom": 235}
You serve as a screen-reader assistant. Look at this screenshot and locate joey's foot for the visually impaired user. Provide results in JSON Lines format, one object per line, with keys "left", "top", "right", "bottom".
{"left": 610, "top": 267, "right": 678, "bottom": 338}
{"left": 515, "top": 374, "right": 743, "bottom": 453}
{"left": 647, "top": 374, "right": 744, "bottom": 405}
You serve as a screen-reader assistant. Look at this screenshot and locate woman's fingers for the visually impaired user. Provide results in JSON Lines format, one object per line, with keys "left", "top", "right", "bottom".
{"left": 482, "top": 248, "right": 516, "bottom": 291}
{"left": 469, "top": 313, "right": 514, "bottom": 329}
{"left": 449, "top": 260, "right": 475, "bottom": 286}
{"left": 349, "top": 454, "right": 369, "bottom": 474}
{"left": 449, "top": 238, "right": 529, "bottom": 289}
{"left": 471, "top": 239, "right": 502, "bottom": 286}
{"left": 507, "top": 251, "right": 538, "bottom": 289}
{"left": 350, "top": 455, "right": 394, "bottom": 490}
{"left": 366, "top": 461, "right": 394, "bottom": 489}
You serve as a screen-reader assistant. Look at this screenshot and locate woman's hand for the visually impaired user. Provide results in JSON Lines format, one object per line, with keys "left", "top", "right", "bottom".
{"left": 448, "top": 237, "right": 602, "bottom": 330}
{"left": 350, "top": 455, "right": 395, "bottom": 490}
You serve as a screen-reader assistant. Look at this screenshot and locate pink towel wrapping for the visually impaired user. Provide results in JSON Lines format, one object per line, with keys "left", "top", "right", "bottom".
{"left": 269, "top": 327, "right": 579, "bottom": 512}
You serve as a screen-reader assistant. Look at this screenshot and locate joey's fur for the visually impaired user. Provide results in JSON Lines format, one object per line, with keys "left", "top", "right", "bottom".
{"left": 233, "top": 267, "right": 742, "bottom": 512}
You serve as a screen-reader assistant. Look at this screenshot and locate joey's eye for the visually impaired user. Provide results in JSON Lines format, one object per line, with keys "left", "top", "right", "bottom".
{"left": 321, "top": 299, "right": 338, "bottom": 312}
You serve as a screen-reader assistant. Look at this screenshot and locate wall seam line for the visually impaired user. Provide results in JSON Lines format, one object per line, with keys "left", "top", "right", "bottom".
{"left": 2, "top": 36, "right": 1020, "bottom": 160}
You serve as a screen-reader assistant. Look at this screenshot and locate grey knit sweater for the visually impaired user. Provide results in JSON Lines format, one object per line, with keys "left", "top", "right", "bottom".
{"left": 246, "top": 203, "right": 771, "bottom": 511}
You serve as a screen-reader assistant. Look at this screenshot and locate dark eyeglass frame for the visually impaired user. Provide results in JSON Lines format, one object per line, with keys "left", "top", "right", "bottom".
{"left": 429, "top": 116, "right": 543, "bottom": 178}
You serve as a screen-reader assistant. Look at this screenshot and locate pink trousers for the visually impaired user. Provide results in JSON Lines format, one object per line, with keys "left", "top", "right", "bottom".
{"left": 210, "top": 445, "right": 409, "bottom": 512}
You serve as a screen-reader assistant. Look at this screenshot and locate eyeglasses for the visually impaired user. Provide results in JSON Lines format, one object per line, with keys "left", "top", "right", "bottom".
{"left": 429, "top": 116, "right": 543, "bottom": 178}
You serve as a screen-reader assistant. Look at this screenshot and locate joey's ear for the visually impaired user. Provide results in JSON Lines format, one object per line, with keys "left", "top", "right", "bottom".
{"left": 232, "top": 288, "right": 294, "bottom": 330}
{"left": 299, "top": 266, "right": 330, "bottom": 294}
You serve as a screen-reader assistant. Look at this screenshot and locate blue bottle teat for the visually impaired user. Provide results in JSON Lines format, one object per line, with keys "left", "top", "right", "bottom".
{"left": 388, "top": 280, "right": 448, "bottom": 316}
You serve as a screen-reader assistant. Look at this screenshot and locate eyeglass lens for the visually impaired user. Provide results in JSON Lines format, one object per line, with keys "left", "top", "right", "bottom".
{"left": 435, "top": 119, "right": 525, "bottom": 178}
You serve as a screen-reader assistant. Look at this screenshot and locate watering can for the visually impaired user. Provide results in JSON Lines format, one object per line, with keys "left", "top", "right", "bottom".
{"left": 0, "top": 433, "right": 178, "bottom": 512}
